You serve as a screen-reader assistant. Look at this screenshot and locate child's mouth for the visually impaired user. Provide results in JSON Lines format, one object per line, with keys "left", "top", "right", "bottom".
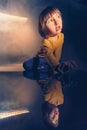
{"left": 56, "top": 26, "right": 61, "bottom": 31}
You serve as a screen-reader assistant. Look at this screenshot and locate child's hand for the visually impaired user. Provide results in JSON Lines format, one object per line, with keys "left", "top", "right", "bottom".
{"left": 54, "top": 61, "right": 78, "bottom": 74}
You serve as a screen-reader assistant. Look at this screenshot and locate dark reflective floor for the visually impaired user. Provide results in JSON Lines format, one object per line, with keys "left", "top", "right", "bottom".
{"left": 0, "top": 70, "right": 87, "bottom": 130}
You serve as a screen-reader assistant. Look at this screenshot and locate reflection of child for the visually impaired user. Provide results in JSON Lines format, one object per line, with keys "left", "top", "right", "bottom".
{"left": 41, "top": 75, "right": 64, "bottom": 128}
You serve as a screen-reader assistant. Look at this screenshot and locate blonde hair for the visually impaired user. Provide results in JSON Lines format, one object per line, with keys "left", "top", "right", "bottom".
{"left": 38, "top": 6, "right": 62, "bottom": 38}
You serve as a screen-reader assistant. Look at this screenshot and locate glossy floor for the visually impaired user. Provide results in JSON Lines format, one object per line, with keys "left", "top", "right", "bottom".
{"left": 0, "top": 70, "right": 87, "bottom": 130}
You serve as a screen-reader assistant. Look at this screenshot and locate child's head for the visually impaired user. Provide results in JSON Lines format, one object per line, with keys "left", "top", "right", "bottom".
{"left": 42, "top": 102, "right": 59, "bottom": 128}
{"left": 38, "top": 6, "right": 63, "bottom": 38}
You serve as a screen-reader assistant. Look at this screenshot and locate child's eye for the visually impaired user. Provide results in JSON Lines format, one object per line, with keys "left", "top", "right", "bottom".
{"left": 55, "top": 13, "right": 60, "bottom": 18}
{"left": 57, "top": 15, "right": 60, "bottom": 18}
{"left": 49, "top": 18, "right": 53, "bottom": 22}
{"left": 47, "top": 18, "right": 53, "bottom": 23}
{"left": 50, "top": 19, "right": 53, "bottom": 22}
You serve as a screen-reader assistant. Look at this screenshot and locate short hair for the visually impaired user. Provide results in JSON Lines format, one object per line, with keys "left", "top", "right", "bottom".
{"left": 42, "top": 102, "right": 59, "bottom": 128}
{"left": 38, "top": 6, "right": 62, "bottom": 38}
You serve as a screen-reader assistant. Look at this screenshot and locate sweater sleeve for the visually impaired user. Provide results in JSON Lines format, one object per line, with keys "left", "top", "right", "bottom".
{"left": 44, "top": 79, "right": 64, "bottom": 106}
{"left": 42, "top": 40, "right": 59, "bottom": 69}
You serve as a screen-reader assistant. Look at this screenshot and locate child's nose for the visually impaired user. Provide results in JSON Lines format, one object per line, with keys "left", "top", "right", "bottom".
{"left": 54, "top": 19, "right": 59, "bottom": 25}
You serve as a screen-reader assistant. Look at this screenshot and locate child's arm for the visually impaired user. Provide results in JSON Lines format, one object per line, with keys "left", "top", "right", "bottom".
{"left": 42, "top": 33, "right": 64, "bottom": 70}
{"left": 44, "top": 78, "right": 64, "bottom": 105}
{"left": 42, "top": 40, "right": 59, "bottom": 69}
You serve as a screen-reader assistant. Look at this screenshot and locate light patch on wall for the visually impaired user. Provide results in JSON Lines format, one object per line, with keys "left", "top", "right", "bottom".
{"left": 0, "top": 12, "right": 28, "bottom": 31}
{"left": 0, "top": 12, "right": 40, "bottom": 65}
{"left": 0, "top": 108, "right": 29, "bottom": 119}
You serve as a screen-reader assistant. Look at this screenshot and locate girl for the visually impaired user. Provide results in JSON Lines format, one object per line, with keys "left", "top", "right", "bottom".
{"left": 23, "top": 6, "right": 77, "bottom": 73}
{"left": 37, "top": 6, "right": 64, "bottom": 70}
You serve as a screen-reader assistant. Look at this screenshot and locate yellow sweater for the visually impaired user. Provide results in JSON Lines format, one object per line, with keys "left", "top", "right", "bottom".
{"left": 38, "top": 33, "right": 64, "bottom": 69}
{"left": 44, "top": 78, "right": 64, "bottom": 106}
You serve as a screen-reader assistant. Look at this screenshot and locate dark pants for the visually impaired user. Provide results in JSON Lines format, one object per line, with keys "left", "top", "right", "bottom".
{"left": 23, "top": 57, "right": 78, "bottom": 74}
{"left": 23, "top": 56, "right": 52, "bottom": 72}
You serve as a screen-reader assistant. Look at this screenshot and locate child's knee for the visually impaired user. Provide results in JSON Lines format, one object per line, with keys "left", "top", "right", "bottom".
{"left": 23, "top": 58, "right": 33, "bottom": 70}
{"left": 23, "top": 61, "right": 27, "bottom": 70}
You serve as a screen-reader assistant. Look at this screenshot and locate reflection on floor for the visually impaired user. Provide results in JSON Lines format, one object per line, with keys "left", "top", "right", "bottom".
{"left": 0, "top": 70, "right": 87, "bottom": 130}
{"left": 0, "top": 109, "right": 29, "bottom": 119}
{"left": 0, "top": 64, "right": 24, "bottom": 71}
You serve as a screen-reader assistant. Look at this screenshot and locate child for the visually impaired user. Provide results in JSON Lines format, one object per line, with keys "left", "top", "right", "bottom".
{"left": 41, "top": 74, "right": 64, "bottom": 128}
{"left": 23, "top": 6, "right": 77, "bottom": 73}
{"left": 37, "top": 6, "right": 64, "bottom": 70}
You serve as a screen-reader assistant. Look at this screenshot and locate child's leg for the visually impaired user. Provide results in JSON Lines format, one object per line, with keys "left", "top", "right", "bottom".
{"left": 23, "top": 56, "right": 52, "bottom": 72}
{"left": 23, "top": 56, "right": 39, "bottom": 71}
{"left": 37, "top": 57, "right": 52, "bottom": 72}
{"left": 32, "top": 57, "right": 39, "bottom": 70}
{"left": 23, "top": 58, "right": 34, "bottom": 70}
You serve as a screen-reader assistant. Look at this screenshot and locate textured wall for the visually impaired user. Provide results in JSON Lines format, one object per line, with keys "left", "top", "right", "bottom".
{"left": 0, "top": 0, "right": 41, "bottom": 65}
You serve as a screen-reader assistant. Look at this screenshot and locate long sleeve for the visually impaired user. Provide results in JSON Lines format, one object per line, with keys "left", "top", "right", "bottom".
{"left": 44, "top": 78, "right": 64, "bottom": 106}
{"left": 37, "top": 33, "right": 64, "bottom": 70}
{"left": 43, "top": 40, "right": 59, "bottom": 68}
{"left": 42, "top": 33, "right": 64, "bottom": 69}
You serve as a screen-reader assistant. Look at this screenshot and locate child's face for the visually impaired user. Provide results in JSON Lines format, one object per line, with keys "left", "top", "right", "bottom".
{"left": 46, "top": 13, "right": 62, "bottom": 37}
{"left": 48, "top": 107, "right": 59, "bottom": 127}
